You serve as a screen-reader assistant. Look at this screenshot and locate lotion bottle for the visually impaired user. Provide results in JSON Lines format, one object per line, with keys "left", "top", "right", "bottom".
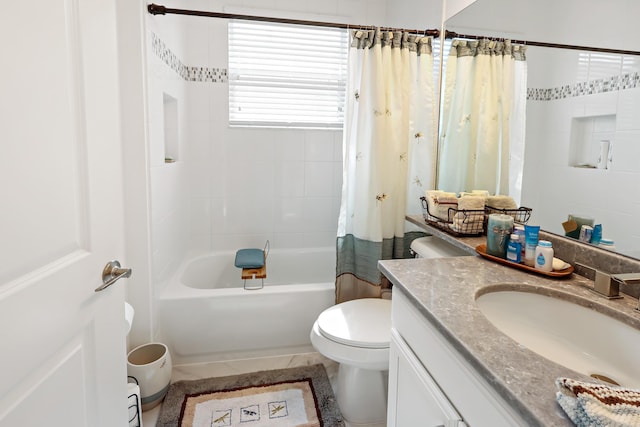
{"left": 535, "top": 240, "right": 554, "bottom": 272}
{"left": 506, "top": 234, "right": 522, "bottom": 263}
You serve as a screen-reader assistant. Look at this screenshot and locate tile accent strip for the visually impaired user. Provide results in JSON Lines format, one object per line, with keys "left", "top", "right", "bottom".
{"left": 151, "top": 33, "right": 228, "bottom": 83}
{"left": 151, "top": 30, "right": 638, "bottom": 94}
{"left": 528, "top": 71, "right": 640, "bottom": 101}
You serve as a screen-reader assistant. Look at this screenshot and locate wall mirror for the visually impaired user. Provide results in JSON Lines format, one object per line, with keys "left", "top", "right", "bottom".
{"left": 438, "top": 0, "right": 640, "bottom": 259}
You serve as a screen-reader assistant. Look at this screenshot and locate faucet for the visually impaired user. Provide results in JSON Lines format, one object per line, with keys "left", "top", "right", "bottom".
{"left": 575, "top": 263, "right": 640, "bottom": 301}
{"left": 610, "top": 273, "right": 640, "bottom": 310}
{"left": 592, "top": 269, "right": 623, "bottom": 299}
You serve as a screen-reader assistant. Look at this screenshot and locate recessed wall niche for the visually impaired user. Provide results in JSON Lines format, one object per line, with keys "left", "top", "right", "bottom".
{"left": 163, "top": 93, "right": 179, "bottom": 163}
{"left": 568, "top": 114, "right": 615, "bottom": 169}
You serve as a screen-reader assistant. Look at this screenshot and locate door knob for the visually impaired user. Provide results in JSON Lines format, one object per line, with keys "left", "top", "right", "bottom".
{"left": 96, "top": 260, "right": 132, "bottom": 292}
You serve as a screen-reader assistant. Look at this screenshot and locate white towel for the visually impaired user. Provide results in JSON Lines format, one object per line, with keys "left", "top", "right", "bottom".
{"left": 556, "top": 377, "right": 640, "bottom": 426}
{"left": 450, "top": 195, "right": 484, "bottom": 233}
{"left": 472, "top": 189, "right": 490, "bottom": 197}
{"left": 425, "top": 190, "right": 458, "bottom": 221}
{"left": 457, "top": 195, "right": 485, "bottom": 211}
{"left": 486, "top": 195, "right": 517, "bottom": 210}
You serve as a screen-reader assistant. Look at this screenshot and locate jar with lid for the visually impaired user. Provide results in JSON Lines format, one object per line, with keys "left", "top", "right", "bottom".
{"left": 535, "top": 240, "right": 554, "bottom": 272}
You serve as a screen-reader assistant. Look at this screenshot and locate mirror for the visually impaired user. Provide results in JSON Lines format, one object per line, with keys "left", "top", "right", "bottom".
{"left": 439, "top": 0, "right": 640, "bottom": 259}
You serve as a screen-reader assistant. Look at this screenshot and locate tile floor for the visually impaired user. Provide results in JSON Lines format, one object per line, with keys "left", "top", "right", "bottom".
{"left": 141, "top": 351, "right": 351, "bottom": 427}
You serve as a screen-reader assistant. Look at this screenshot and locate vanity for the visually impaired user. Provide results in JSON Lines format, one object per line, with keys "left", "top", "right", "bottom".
{"left": 380, "top": 216, "right": 640, "bottom": 426}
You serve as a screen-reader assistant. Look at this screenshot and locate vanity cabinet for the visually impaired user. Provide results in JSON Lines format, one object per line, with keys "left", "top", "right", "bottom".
{"left": 388, "top": 290, "right": 528, "bottom": 427}
{"left": 389, "top": 329, "right": 467, "bottom": 426}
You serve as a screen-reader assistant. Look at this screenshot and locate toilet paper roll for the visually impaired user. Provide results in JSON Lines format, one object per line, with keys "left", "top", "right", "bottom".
{"left": 597, "top": 140, "right": 610, "bottom": 169}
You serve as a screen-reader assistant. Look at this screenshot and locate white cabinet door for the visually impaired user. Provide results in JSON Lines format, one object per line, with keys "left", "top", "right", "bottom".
{"left": 388, "top": 330, "right": 467, "bottom": 427}
{"left": 0, "top": 0, "right": 127, "bottom": 426}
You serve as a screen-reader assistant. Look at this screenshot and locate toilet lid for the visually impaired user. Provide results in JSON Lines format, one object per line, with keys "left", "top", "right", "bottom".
{"left": 317, "top": 299, "right": 391, "bottom": 349}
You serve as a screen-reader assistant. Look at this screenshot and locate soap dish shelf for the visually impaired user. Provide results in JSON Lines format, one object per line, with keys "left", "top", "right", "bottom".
{"left": 475, "top": 244, "right": 574, "bottom": 278}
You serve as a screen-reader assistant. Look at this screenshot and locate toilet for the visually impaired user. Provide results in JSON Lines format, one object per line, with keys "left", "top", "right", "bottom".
{"left": 410, "top": 235, "right": 470, "bottom": 258}
{"left": 310, "top": 298, "right": 391, "bottom": 425}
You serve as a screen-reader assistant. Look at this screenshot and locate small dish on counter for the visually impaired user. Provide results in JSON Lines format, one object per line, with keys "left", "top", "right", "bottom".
{"left": 475, "top": 244, "right": 574, "bottom": 278}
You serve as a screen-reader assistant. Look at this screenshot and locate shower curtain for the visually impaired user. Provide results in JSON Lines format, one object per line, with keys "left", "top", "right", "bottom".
{"left": 335, "top": 29, "right": 436, "bottom": 303}
{"left": 438, "top": 39, "right": 527, "bottom": 201}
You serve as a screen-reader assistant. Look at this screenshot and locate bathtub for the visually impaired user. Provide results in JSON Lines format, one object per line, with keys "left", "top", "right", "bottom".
{"left": 158, "top": 247, "right": 336, "bottom": 364}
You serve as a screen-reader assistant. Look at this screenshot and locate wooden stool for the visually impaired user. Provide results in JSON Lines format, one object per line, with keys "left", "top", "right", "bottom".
{"left": 241, "top": 262, "right": 266, "bottom": 290}
{"left": 234, "top": 241, "right": 269, "bottom": 290}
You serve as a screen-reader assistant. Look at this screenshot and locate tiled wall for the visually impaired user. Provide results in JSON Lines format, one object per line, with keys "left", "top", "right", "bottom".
{"left": 146, "top": 14, "right": 189, "bottom": 294}
{"left": 527, "top": 71, "right": 640, "bottom": 101}
{"left": 145, "top": 1, "right": 391, "bottom": 274}
{"left": 522, "top": 47, "right": 640, "bottom": 258}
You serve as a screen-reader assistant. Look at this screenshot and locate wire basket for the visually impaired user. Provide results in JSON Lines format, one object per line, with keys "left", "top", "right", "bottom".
{"left": 484, "top": 205, "right": 532, "bottom": 225}
{"left": 420, "top": 196, "right": 485, "bottom": 236}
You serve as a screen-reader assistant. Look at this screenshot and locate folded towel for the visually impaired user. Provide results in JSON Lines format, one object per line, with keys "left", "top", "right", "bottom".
{"left": 556, "top": 377, "right": 640, "bottom": 426}
{"left": 448, "top": 195, "right": 484, "bottom": 232}
{"left": 486, "top": 195, "right": 518, "bottom": 210}
{"left": 449, "top": 214, "right": 484, "bottom": 233}
{"left": 425, "top": 190, "right": 458, "bottom": 221}
{"left": 457, "top": 195, "right": 485, "bottom": 211}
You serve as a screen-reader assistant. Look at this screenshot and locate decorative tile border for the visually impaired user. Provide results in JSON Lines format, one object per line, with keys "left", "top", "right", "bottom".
{"left": 151, "top": 30, "right": 638, "bottom": 95}
{"left": 151, "top": 33, "right": 228, "bottom": 83}
{"left": 528, "top": 71, "right": 640, "bottom": 100}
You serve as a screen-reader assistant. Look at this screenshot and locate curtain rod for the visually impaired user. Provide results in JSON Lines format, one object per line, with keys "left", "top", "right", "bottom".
{"left": 445, "top": 30, "right": 640, "bottom": 56}
{"left": 147, "top": 4, "right": 440, "bottom": 37}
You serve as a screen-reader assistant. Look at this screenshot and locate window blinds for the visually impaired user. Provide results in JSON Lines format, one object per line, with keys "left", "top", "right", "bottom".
{"left": 228, "top": 20, "right": 348, "bottom": 128}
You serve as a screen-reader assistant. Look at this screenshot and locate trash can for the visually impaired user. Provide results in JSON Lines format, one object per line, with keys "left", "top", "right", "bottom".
{"left": 127, "top": 343, "right": 172, "bottom": 410}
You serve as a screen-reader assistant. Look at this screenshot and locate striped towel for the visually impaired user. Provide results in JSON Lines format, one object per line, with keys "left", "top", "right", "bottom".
{"left": 424, "top": 190, "right": 458, "bottom": 221}
{"left": 556, "top": 377, "right": 640, "bottom": 426}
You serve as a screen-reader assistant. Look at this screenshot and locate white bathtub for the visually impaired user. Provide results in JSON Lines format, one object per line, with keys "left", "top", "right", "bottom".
{"left": 158, "top": 247, "right": 336, "bottom": 364}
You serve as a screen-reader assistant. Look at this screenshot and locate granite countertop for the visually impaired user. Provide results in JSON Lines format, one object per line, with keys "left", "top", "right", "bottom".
{"left": 380, "top": 217, "right": 640, "bottom": 426}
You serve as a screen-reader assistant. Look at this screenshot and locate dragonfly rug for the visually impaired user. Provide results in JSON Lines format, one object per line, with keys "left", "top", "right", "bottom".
{"left": 156, "top": 364, "right": 344, "bottom": 427}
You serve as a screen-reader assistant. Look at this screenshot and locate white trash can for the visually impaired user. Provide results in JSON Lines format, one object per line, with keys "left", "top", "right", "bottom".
{"left": 127, "top": 343, "right": 172, "bottom": 411}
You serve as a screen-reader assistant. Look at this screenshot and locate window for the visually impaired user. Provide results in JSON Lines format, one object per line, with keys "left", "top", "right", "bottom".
{"left": 228, "top": 20, "right": 348, "bottom": 129}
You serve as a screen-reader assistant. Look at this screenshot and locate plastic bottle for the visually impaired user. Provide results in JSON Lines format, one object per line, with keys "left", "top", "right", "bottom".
{"left": 535, "top": 240, "right": 554, "bottom": 272}
{"left": 513, "top": 225, "right": 526, "bottom": 259}
{"left": 591, "top": 224, "right": 603, "bottom": 245}
{"left": 506, "top": 234, "right": 522, "bottom": 263}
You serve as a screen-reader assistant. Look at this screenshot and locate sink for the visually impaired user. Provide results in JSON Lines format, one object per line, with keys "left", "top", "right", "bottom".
{"left": 475, "top": 290, "right": 640, "bottom": 387}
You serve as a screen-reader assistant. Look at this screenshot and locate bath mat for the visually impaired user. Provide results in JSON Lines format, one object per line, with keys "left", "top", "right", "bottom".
{"left": 157, "top": 364, "right": 344, "bottom": 427}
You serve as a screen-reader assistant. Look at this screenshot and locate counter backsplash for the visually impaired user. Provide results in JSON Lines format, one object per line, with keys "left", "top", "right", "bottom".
{"left": 406, "top": 215, "right": 640, "bottom": 298}
{"left": 541, "top": 230, "right": 640, "bottom": 298}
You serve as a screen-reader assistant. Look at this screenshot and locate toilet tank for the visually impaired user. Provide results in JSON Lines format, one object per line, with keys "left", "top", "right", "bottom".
{"left": 410, "top": 236, "right": 471, "bottom": 258}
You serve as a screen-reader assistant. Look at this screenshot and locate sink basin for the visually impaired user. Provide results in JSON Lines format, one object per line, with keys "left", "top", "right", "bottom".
{"left": 476, "top": 290, "right": 640, "bottom": 387}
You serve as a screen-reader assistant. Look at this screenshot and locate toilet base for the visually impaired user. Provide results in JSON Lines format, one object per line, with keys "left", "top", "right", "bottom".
{"left": 336, "top": 363, "right": 388, "bottom": 424}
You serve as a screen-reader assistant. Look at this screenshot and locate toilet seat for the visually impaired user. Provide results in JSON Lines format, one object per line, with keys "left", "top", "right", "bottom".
{"left": 316, "top": 298, "right": 391, "bottom": 349}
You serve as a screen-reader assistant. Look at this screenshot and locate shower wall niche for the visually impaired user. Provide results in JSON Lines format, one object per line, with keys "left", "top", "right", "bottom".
{"left": 163, "top": 93, "right": 179, "bottom": 163}
{"left": 568, "top": 113, "right": 615, "bottom": 169}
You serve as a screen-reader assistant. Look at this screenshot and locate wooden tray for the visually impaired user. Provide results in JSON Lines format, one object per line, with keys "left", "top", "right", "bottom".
{"left": 475, "top": 244, "right": 574, "bottom": 278}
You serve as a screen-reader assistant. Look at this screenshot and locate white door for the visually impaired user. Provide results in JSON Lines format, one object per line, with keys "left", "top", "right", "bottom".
{"left": 1, "top": 0, "right": 128, "bottom": 426}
